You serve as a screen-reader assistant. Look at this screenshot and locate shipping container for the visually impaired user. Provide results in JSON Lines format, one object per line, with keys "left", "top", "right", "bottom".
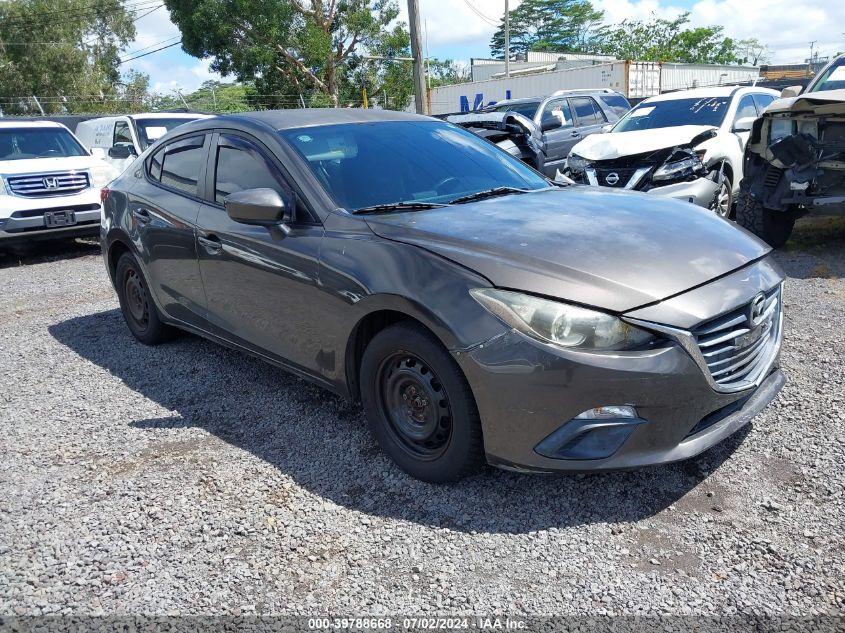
{"left": 426, "top": 60, "right": 762, "bottom": 115}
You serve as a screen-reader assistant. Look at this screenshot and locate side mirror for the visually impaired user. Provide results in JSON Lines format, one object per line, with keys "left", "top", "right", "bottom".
{"left": 108, "top": 145, "right": 133, "bottom": 159}
{"left": 780, "top": 85, "right": 802, "bottom": 99}
{"left": 541, "top": 115, "right": 562, "bottom": 132}
{"left": 90, "top": 147, "right": 106, "bottom": 158}
{"left": 732, "top": 116, "right": 757, "bottom": 132}
{"left": 225, "top": 188, "right": 291, "bottom": 228}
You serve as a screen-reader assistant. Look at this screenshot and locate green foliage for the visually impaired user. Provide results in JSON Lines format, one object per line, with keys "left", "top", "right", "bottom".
{"left": 427, "top": 59, "right": 471, "bottom": 88}
{"left": 735, "top": 38, "right": 771, "bottom": 66}
{"left": 0, "top": 0, "right": 136, "bottom": 114}
{"left": 151, "top": 80, "right": 255, "bottom": 112}
{"left": 490, "top": 0, "right": 604, "bottom": 58}
{"left": 594, "top": 12, "right": 739, "bottom": 64}
{"left": 165, "top": 0, "right": 407, "bottom": 107}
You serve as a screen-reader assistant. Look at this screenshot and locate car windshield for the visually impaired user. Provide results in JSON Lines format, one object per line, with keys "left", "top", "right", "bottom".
{"left": 281, "top": 120, "right": 550, "bottom": 211}
{"left": 613, "top": 97, "right": 731, "bottom": 132}
{"left": 492, "top": 101, "right": 541, "bottom": 118}
{"left": 808, "top": 57, "right": 845, "bottom": 92}
{"left": 0, "top": 127, "right": 89, "bottom": 161}
{"left": 135, "top": 117, "right": 201, "bottom": 150}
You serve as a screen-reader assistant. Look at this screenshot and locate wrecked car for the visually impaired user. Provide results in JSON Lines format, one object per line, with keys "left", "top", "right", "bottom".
{"left": 737, "top": 54, "right": 845, "bottom": 247}
{"left": 438, "top": 111, "right": 545, "bottom": 172}
{"left": 566, "top": 87, "right": 780, "bottom": 216}
{"left": 442, "top": 89, "right": 630, "bottom": 178}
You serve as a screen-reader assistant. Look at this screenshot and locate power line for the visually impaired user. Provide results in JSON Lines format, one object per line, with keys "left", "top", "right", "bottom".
{"left": 459, "top": 0, "right": 499, "bottom": 26}
{"left": 118, "top": 40, "right": 182, "bottom": 64}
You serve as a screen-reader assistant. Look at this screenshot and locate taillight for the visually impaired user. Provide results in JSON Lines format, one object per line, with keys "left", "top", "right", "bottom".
{"left": 100, "top": 187, "right": 110, "bottom": 203}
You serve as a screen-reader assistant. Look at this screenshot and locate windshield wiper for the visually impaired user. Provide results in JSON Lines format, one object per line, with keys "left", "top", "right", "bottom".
{"left": 448, "top": 186, "right": 532, "bottom": 204}
{"left": 351, "top": 201, "right": 447, "bottom": 215}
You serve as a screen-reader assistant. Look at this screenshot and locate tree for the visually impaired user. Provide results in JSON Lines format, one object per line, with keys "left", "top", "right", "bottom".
{"left": 0, "top": 0, "right": 136, "bottom": 114}
{"left": 166, "top": 0, "right": 405, "bottom": 108}
{"left": 735, "top": 38, "right": 770, "bottom": 65}
{"left": 490, "top": 0, "right": 604, "bottom": 59}
{"left": 428, "top": 59, "right": 471, "bottom": 87}
{"left": 594, "top": 12, "right": 739, "bottom": 64}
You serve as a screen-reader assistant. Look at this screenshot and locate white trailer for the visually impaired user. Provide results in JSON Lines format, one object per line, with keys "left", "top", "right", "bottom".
{"left": 426, "top": 60, "right": 760, "bottom": 114}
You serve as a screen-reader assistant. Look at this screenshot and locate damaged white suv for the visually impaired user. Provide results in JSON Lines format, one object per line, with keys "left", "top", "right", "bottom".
{"left": 737, "top": 54, "right": 845, "bottom": 246}
{"left": 566, "top": 86, "right": 779, "bottom": 217}
{"left": 1, "top": 121, "right": 118, "bottom": 248}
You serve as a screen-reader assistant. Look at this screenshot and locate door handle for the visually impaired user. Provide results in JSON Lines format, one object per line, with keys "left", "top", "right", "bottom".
{"left": 132, "top": 208, "right": 151, "bottom": 224}
{"left": 198, "top": 234, "right": 223, "bottom": 253}
{"left": 570, "top": 130, "right": 580, "bottom": 137}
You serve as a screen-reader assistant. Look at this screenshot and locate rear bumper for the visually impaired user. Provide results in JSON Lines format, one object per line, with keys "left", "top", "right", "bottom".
{"left": 0, "top": 190, "right": 101, "bottom": 244}
{"left": 645, "top": 177, "right": 720, "bottom": 208}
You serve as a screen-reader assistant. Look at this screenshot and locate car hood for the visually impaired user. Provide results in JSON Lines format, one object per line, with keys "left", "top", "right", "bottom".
{"left": 0, "top": 155, "right": 112, "bottom": 176}
{"left": 365, "top": 188, "right": 770, "bottom": 313}
{"left": 763, "top": 89, "right": 845, "bottom": 115}
{"left": 572, "top": 125, "right": 716, "bottom": 160}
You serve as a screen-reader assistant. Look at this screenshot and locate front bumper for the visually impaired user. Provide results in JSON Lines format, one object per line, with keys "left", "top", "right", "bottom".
{"left": 0, "top": 189, "right": 102, "bottom": 244}
{"left": 644, "top": 177, "right": 720, "bottom": 208}
{"left": 453, "top": 260, "right": 785, "bottom": 473}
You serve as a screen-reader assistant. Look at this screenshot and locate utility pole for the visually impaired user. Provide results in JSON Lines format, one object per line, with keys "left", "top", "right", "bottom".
{"left": 504, "top": 0, "right": 510, "bottom": 78}
{"left": 407, "top": 0, "right": 427, "bottom": 114}
{"left": 808, "top": 40, "right": 817, "bottom": 77}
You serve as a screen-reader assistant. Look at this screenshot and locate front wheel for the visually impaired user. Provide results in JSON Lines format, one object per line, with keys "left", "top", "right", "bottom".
{"left": 709, "top": 171, "right": 733, "bottom": 218}
{"left": 360, "top": 322, "right": 484, "bottom": 483}
{"left": 736, "top": 187, "right": 795, "bottom": 248}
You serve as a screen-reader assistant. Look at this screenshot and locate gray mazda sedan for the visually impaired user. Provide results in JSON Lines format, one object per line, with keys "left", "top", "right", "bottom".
{"left": 100, "top": 109, "right": 785, "bottom": 482}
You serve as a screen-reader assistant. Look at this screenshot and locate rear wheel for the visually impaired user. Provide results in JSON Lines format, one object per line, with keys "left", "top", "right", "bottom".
{"left": 736, "top": 187, "right": 795, "bottom": 248}
{"left": 360, "top": 322, "right": 484, "bottom": 483}
{"left": 115, "top": 252, "right": 177, "bottom": 345}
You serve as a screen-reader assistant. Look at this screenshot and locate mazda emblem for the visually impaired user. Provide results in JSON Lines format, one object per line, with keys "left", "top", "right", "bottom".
{"left": 605, "top": 172, "right": 620, "bottom": 186}
{"left": 749, "top": 293, "right": 767, "bottom": 326}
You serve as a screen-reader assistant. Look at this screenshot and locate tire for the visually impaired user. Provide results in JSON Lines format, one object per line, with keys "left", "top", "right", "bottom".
{"left": 360, "top": 322, "right": 485, "bottom": 483}
{"left": 735, "top": 186, "right": 795, "bottom": 248}
{"left": 708, "top": 170, "right": 733, "bottom": 218}
{"left": 115, "top": 252, "right": 177, "bottom": 345}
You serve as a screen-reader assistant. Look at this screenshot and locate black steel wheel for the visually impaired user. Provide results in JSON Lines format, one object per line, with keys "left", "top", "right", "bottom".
{"left": 376, "top": 352, "right": 453, "bottom": 461}
{"left": 360, "top": 322, "right": 484, "bottom": 483}
{"left": 115, "top": 252, "right": 177, "bottom": 345}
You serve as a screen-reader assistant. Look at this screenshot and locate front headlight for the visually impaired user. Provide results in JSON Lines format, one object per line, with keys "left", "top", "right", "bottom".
{"left": 567, "top": 154, "right": 589, "bottom": 173}
{"left": 0, "top": 177, "right": 7, "bottom": 196}
{"left": 652, "top": 155, "right": 703, "bottom": 182}
{"left": 89, "top": 164, "right": 118, "bottom": 188}
{"left": 470, "top": 288, "right": 657, "bottom": 350}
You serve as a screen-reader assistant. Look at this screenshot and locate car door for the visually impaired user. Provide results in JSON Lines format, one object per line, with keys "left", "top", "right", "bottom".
{"left": 195, "top": 131, "right": 325, "bottom": 372}
{"left": 111, "top": 120, "right": 137, "bottom": 172}
{"left": 538, "top": 98, "right": 579, "bottom": 175}
{"left": 570, "top": 96, "right": 608, "bottom": 140}
{"left": 127, "top": 133, "right": 209, "bottom": 329}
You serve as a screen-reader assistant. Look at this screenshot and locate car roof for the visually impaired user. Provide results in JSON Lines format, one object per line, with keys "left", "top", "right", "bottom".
{"left": 204, "top": 108, "right": 431, "bottom": 132}
{"left": 645, "top": 86, "right": 779, "bottom": 103}
{"left": 0, "top": 120, "right": 67, "bottom": 130}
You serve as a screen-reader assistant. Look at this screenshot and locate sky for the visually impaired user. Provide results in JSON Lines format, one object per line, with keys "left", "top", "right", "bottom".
{"left": 125, "top": 0, "right": 845, "bottom": 95}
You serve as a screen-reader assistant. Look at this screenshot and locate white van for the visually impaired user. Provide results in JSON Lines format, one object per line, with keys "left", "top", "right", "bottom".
{"left": 75, "top": 112, "right": 213, "bottom": 172}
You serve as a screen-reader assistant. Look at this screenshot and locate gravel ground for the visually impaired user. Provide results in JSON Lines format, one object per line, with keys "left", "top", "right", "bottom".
{"left": 1, "top": 218, "right": 843, "bottom": 619}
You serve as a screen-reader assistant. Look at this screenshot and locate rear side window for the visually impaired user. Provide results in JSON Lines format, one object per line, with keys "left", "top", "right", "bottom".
{"left": 214, "top": 137, "right": 284, "bottom": 205}
{"left": 753, "top": 93, "right": 775, "bottom": 112}
{"left": 598, "top": 94, "right": 631, "bottom": 118}
{"left": 113, "top": 121, "right": 133, "bottom": 146}
{"left": 571, "top": 97, "right": 606, "bottom": 125}
{"left": 148, "top": 135, "right": 207, "bottom": 197}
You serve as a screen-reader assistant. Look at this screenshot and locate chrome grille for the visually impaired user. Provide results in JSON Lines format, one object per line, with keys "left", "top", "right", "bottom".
{"left": 692, "top": 287, "right": 781, "bottom": 389}
{"left": 6, "top": 171, "right": 90, "bottom": 197}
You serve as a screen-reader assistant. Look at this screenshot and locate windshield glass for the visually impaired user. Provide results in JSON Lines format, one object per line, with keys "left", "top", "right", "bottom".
{"left": 281, "top": 121, "right": 549, "bottom": 211}
{"left": 613, "top": 96, "right": 730, "bottom": 132}
{"left": 492, "top": 101, "right": 541, "bottom": 118}
{"left": 808, "top": 57, "right": 845, "bottom": 92}
{"left": 135, "top": 117, "right": 200, "bottom": 149}
{"left": 0, "top": 127, "right": 89, "bottom": 161}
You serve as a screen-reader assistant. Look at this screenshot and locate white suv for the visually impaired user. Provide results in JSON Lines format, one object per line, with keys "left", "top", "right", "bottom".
{"left": 566, "top": 86, "right": 780, "bottom": 216}
{"left": 0, "top": 121, "right": 118, "bottom": 247}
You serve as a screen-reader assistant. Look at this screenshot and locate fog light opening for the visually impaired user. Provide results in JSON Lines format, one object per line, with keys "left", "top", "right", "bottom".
{"left": 534, "top": 406, "right": 645, "bottom": 461}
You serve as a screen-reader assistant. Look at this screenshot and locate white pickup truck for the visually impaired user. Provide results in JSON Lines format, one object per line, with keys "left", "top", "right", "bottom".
{"left": 0, "top": 120, "right": 118, "bottom": 248}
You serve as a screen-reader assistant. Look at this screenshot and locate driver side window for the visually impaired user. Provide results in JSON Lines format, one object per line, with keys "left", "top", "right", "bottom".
{"left": 214, "top": 137, "right": 286, "bottom": 205}
{"left": 734, "top": 95, "right": 758, "bottom": 123}
{"left": 113, "top": 121, "right": 133, "bottom": 146}
{"left": 542, "top": 99, "right": 573, "bottom": 128}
